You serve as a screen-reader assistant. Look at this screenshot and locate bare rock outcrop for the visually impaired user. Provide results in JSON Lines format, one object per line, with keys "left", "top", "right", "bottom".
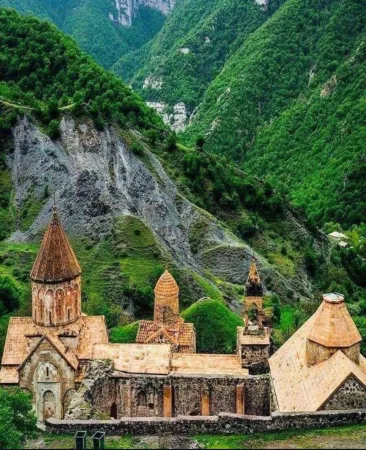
{"left": 65, "top": 360, "right": 114, "bottom": 420}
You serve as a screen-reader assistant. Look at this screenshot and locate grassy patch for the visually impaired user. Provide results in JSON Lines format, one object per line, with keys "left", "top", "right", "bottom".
{"left": 195, "top": 424, "right": 366, "bottom": 449}
{"left": 110, "top": 321, "right": 139, "bottom": 344}
{"left": 267, "top": 252, "right": 296, "bottom": 278}
{"left": 182, "top": 299, "right": 243, "bottom": 354}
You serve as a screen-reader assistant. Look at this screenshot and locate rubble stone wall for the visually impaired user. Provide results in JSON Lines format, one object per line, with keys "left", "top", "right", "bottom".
{"left": 67, "top": 368, "right": 270, "bottom": 419}
{"left": 46, "top": 410, "right": 366, "bottom": 435}
{"left": 322, "top": 376, "right": 366, "bottom": 411}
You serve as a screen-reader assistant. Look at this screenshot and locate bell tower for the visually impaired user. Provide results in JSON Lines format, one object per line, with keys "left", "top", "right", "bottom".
{"left": 237, "top": 258, "right": 271, "bottom": 374}
{"left": 30, "top": 207, "right": 82, "bottom": 327}
{"left": 153, "top": 269, "right": 179, "bottom": 325}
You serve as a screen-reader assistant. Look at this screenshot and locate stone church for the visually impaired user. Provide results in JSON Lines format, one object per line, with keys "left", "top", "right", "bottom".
{"left": 1, "top": 208, "right": 366, "bottom": 421}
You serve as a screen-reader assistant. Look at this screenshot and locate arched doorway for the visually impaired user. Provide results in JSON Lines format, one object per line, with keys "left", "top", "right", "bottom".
{"left": 36, "top": 363, "right": 61, "bottom": 421}
{"left": 248, "top": 304, "right": 259, "bottom": 325}
{"left": 43, "top": 391, "right": 56, "bottom": 420}
{"left": 111, "top": 402, "right": 118, "bottom": 419}
{"left": 137, "top": 390, "right": 148, "bottom": 416}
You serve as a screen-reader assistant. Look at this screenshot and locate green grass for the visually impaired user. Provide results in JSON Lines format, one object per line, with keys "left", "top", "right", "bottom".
{"left": 182, "top": 299, "right": 243, "bottom": 353}
{"left": 267, "top": 252, "right": 296, "bottom": 278}
{"left": 191, "top": 272, "right": 224, "bottom": 303}
{"left": 110, "top": 322, "right": 139, "bottom": 344}
{"left": 195, "top": 424, "right": 366, "bottom": 449}
{"left": 24, "top": 424, "right": 366, "bottom": 449}
{"left": 278, "top": 305, "right": 296, "bottom": 333}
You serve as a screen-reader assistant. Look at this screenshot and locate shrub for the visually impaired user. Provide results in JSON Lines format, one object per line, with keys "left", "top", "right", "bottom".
{"left": 0, "top": 387, "right": 36, "bottom": 449}
{"left": 0, "top": 276, "right": 20, "bottom": 315}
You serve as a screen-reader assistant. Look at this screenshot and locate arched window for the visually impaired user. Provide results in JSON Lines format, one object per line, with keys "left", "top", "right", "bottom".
{"left": 73, "top": 284, "right": 79, "bottom": 316}
{"left": 111, "top": 402, "right": 117, "bottom": 419}
{"left": 248, "top": 304, "right": 259, "bottom": 325}
{"left": 66, "top": 286, "right": 73, "bottom": 321}
{"left": 55, "top": 289, "right": 64, "bottom": 322}
{"left": 138, "top": 391, "right": 147, "bottom": 407}
{"left": 38, "top": 289, "right": 44, "bottom": 323}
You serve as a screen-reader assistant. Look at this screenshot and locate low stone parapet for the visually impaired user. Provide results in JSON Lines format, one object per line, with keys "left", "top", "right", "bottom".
{"left": 46, "top": 410, "right": 366, "bottom": 435}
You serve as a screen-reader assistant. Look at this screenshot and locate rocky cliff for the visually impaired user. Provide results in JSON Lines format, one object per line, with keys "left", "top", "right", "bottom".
{"left": 6, "top": 115, "right": 316, "bottom": 314}
{"left": 111, "top": 0, "right": 175, "bottom": 26}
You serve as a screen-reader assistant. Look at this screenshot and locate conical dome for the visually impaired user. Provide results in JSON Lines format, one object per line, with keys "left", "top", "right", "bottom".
{"left": 30, "top": 208, "right": 81, "bottom": 283}
{"left": 154, "top": 270, "right": 179, "bottom": 298}
{"left": 308, "top": 293, "right": 361, "bottom": 348}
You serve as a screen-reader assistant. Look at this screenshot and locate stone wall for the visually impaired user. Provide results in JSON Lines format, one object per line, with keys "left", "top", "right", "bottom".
{"left": 322, "top": 376, "right": 366, "bottom": 411}
{"left": 65, "top": 363, "right": 270, "bottom": 420}
{"left": 240, "top": 345, "right": 270, "bottom": 375}
{"left": 19, "top": 339, "right": 76, "bottom": 421}
{"left": 46, "top": 409, "right": 366, "bottom": 435}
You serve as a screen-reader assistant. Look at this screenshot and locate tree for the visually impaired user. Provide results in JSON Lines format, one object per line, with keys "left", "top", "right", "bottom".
{"left": 0, "top": 276, "right": 20, "bottom": 315}
{"left": 0, "top": 388, "right": 36, "bottom": 449}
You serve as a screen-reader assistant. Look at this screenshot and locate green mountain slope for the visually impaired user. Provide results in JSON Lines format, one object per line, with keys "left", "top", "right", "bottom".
{"left": 0, "top": 0, "right": 166, "bottom": 68}
{"left": 183, "top": 0, "right": 366, "bottom": 227}
{"left": 0, "top": 8, "right": 365, "bottom": 359}
{"left": 113, "top": 0, "right": 281, "bottom": 124}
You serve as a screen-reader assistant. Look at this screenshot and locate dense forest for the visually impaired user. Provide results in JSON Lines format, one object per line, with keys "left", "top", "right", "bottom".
{"left": 183, "top": 0, "right": 365, "bottom": 228}
{"left": 114, "top": 0, "right": 270, "bottom": 112}
{"left": 0, "top": 5, "right": 365, "bottom": 357}
{"left": 0, "top": 0, "right": 166, "bottom": 67}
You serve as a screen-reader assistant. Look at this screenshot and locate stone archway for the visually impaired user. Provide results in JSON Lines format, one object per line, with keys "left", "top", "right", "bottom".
{"left": 36, "top": 363, "right": 61, "bottom": 421}
{"left": 43, "top": 391, "right": 56, "bottom": 420}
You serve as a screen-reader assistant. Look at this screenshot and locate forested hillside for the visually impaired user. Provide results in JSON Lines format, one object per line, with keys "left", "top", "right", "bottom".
{"left": 183, "top": 0, "right": 365, "bottom": 229}
{"left": 0, "top": 0, "right": 166, "bottom": 67}
{"left": 114, "top": 0, "right": 285, "bottom": 127}
{"left": 2, "top": 8, "right": 365, "bottom": 359}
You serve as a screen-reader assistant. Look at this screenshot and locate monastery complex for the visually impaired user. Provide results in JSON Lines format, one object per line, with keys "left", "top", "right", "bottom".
{"left": 1, "top": 209, "right": 366, "bottom": 422}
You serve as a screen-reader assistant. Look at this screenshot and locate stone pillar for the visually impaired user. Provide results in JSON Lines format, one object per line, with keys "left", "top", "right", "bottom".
{"left": 201, "top": 387, "right": 210, "bottom": 416}
{"left": 163, "top": 385, "right": 172, "bottom": 418}
{"left": 236, "top": 384, "right": 245, "bottom": 415}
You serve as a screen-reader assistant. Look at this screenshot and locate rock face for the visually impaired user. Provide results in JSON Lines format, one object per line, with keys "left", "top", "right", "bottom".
{"left": 65, "top": 360, "right": 114, "bottom": 420}
{"left": 147, "top": 102, "right": 188, "bottom": 132}
{"left": 111, "top": 0, "right": 176, "bottom": 26}
{"left": 7, "top": 115, "right": 314, "bottom": 305}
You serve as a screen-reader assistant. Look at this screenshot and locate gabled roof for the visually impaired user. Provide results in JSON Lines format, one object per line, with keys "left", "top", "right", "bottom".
{"left": 0, "top": 366, "right": 19, "bottom": 384}
{"left": 145, "top": 326, "right": 179, "bottom": 346}
{"left": 17, "top": 333, "right": 79, "bottom": 371}
{"left": 30, "top": 207, "right": 81, "bottom": 283}
{"left": 269, "top": 304, "right": 366, "bottom": 412}
{"left": 136, "top": 319, "right": 195, "bottom": 349}
{"left": 1, "top": 316, "right": 108, "bottom": 368}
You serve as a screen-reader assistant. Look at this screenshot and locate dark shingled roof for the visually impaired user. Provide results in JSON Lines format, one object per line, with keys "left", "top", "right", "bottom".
{"left": 30, "top": 208, "right": 81, "bottom": 283}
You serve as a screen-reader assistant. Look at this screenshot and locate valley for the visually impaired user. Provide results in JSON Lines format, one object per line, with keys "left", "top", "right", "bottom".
{"left": 0, "top": 2, "right": 365, "bottom": 447}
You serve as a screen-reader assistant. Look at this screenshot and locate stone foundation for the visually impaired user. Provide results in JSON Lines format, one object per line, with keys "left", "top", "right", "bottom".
{"left": 46, "top": 409, "right": 366, "bottom": 435}
{"left": 65, "top": 366, "right": 270, "bottom": 420}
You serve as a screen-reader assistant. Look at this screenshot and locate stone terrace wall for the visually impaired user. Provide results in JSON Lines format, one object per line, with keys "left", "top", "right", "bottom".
{"left": 46, "top": 410, "right": 366, "bottom": 435}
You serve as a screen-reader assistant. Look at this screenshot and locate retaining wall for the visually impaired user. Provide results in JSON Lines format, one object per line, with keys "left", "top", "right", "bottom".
{"left": 46, "top": 409, "right": 366, "bottom": 435}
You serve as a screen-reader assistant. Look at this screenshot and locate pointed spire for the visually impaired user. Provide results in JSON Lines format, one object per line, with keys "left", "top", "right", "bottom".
{"left": 245, "top": 257, "right": 263, "bottom": 297}
{"left": 30, "top": 207, "right": 81, "bottom": 283}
